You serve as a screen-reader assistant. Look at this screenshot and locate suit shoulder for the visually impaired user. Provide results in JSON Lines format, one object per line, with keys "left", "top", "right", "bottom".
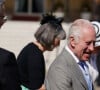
{"left": 0, "top": 48, "right": 16, "bottom": 64}
{"left": 0, "top": 48, "right": 15, "bottom": 56}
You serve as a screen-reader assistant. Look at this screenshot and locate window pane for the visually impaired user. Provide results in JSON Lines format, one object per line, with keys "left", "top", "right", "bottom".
{"left": 32, "top": 0, "right": 43, "bottom": 13}
{"left": 17, "top": 0, "right": 28, "bottom": 12}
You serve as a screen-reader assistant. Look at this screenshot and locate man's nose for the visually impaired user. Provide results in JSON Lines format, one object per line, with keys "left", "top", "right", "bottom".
{"left": 89, "top": 43, "right": 94, "bottom": 51}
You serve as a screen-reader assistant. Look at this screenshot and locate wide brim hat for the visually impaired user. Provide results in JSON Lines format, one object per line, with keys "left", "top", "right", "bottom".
{"left": 91, "top": 21, "right": 100, "bottom": 47}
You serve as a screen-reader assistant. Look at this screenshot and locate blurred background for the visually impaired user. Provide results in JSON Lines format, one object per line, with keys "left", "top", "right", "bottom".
{"left": 5, "top": 0, "right": 100, "bottom": 22}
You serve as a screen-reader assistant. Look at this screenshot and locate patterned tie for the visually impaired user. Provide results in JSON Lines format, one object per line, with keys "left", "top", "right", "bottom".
{"left": 79, "top": 61, "right": 85, "bottom": 70}
{"left": 79, "top": 61, "right": 93, "bottom": 90}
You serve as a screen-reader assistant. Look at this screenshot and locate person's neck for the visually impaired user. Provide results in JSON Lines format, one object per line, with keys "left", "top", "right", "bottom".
{"left": 33, "top": 41, "right": 46, "bottom": 52}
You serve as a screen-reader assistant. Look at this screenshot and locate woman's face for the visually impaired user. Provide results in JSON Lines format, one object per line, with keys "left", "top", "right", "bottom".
{"left": 47, "top": 38, "right": 60, "bottom": 51}
{"left": 54, "top": 38, "right": 60, "bottom": 47}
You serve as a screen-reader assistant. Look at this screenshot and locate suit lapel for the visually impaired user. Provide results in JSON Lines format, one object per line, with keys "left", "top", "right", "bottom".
{"left": 63, "top": 49, "right": 88, "bottom": 90}
{"left": 71, "top": 60, "right": 88, "bottom": 89}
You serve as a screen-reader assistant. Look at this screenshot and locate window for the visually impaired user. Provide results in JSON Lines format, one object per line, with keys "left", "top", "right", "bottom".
{"left": 15, "top": 0, "right": 44, "bottom": 14}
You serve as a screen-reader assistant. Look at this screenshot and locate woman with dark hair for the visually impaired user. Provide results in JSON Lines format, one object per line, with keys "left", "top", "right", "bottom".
{"left": 17, "top": 13, "right": 66, "bottom": 90}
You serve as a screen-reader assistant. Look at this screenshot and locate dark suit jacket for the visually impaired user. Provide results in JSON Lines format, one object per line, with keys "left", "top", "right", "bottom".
{"left": 0, "top": 48, "right": 21, "bottom": 90}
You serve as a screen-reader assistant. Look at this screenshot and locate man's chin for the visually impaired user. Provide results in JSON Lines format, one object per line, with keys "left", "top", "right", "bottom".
{"left": 83, "top": 58, "right": 89, "bottom": 61}
{"left": 82, "top": 57, "right": 90, "bottom": 61}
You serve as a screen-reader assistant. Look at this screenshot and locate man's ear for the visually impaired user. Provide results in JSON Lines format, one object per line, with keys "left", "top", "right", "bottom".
{"left": 70, "top": 36, "right": 76, "bottom": 48}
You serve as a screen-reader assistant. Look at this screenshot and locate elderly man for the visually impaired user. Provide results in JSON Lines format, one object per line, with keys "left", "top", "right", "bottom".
{"left": 0, "top": 0, "right": 21, "bottom": 90}
{"left": 45, "top": 19, "right": 96, "bottom": 90}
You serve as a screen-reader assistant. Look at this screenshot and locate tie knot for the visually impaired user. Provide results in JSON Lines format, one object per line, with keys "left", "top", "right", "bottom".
{"left": 78, "top": 61, "right": 88, "bottom": 70}
{"left": 79, "top": 61, "right": 85, "bottom": 69}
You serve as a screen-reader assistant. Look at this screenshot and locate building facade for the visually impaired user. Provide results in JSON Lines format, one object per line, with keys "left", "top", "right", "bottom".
{"left": 5, "top": 0, "right": 96, "bottom": 22}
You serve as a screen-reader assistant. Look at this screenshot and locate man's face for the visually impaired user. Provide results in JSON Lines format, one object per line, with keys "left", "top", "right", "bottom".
{"left": 0, "top": 3, "right": 6, "bottom": 28}
{"left": 73, "top": 29, "right": 96, "bottom": 61}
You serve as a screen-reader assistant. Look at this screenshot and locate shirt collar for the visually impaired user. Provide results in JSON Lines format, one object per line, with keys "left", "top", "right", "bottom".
{"left": 65, "top": 45, "right": 80, "bottom": 63}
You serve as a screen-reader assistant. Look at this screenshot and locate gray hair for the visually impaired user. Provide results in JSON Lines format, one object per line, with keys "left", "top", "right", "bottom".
{"left": 35, "top": 23, "right": 66, "bottom": 50}
{"left": 67, "top": 19, "right": 94, "bottom": 44}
